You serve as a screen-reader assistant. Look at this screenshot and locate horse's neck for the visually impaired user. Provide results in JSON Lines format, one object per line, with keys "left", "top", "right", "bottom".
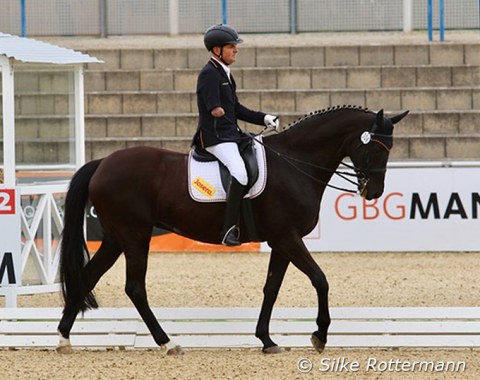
{"left": 271, "top": 114, "right": 353, "bottom": 169}
{"left": 266, "top": 110, "right": 374, "bottom": 196}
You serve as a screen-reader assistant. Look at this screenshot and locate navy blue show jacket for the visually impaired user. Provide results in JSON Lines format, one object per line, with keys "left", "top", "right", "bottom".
{"left": 192, "top": 58, "right": 266, "bottom": 148}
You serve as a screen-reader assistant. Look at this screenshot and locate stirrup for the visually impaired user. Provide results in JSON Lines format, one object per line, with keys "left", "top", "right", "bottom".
{"left": 222, "top": 225, "right": 241, "bottom": 247}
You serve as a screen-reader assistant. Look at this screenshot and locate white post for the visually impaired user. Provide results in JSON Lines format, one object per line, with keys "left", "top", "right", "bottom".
{"left": 74, "top": 65, "right": 85, "bottom": 168}
{"left": 169, "top": 0, "right": 179, "bottom": 35}
{"left": 1, "top": 57, "right": 16, "bottom": 187}
{"left": 403, "top": 0, "right": 413, "bottom": 32}
{"left": 4, "top": 287, "right": 17, "bottom": 307}
{"left": 74, "top": 65, "right": 88, "bottom": 253}
{"left": 0, "top": 189, "right": 22, "bottom": 307}
{"left": 43, "top": 194, "right": 52, "bottom": 283}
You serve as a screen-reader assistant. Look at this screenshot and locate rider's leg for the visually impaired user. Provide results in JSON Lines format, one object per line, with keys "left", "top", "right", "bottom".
{"left": 206, "top": 142, "right": 248, "bottom": 246}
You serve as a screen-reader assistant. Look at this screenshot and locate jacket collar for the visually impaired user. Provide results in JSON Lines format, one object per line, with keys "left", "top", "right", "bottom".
{"left": 210, "top": 57, "right": 232, "bottom": 82}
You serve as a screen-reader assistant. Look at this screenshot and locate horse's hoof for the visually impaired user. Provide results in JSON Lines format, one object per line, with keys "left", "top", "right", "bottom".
{"left": 166, "top": 345, "right": 185, "bottom": 356}
{"left": 56, "top": 344, "right": 73, "bottom": 354}
{"left": 262, "top": 345, "right": 283, "bottom": 354}
{"left": 310, "top": 334, "right": 326, "bottom": 354}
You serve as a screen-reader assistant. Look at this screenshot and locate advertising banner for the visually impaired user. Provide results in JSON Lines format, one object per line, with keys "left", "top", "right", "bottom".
{"left": 261, "top": 163, "right": 480, "bottom": 252}
{"left": 0, "top": 188, "right": 22, "bottom": 285}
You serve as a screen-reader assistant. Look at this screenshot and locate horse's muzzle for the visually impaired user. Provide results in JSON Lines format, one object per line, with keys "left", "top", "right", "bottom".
{"left": 364, "top": 185, "right": 384, "bottom": 201}
{"left": 358, "top": 177, "right": 369, "bottom": 198}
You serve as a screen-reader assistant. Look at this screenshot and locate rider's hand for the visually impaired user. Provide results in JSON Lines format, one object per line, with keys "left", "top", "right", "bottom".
{"left": 211, "top": 107, "right": 225, "bottom": 118}
{"left": 264, "top": 114, "right": 279, "bottom": 130}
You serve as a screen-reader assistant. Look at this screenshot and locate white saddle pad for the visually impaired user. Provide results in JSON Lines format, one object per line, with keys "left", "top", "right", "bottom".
{"left": 188, "top": 137, "right": 267, "bottom": 203}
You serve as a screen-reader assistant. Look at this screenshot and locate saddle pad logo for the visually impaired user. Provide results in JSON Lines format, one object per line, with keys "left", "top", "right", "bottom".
{"left": 192, "top": 177, "right": 217, "bottom": 198}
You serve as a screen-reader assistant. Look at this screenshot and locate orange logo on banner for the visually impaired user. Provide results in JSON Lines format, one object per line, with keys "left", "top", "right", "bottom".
{"left": 192, "top": 177, "right": 216, "bottom": 198}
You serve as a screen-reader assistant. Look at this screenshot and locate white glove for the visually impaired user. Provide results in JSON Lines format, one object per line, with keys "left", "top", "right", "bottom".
{"left": 264, "top": 114, "right": 279, "bottom": 130}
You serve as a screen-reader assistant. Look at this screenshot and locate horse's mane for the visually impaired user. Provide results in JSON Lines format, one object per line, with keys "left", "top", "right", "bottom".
{"left": 280, "top": 105, "right": 371, "bottom": 134}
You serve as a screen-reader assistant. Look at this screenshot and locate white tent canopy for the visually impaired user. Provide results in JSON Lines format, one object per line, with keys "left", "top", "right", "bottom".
{"left": 0, "top": 32, "right": 101, "bottom": 186}
{"left": 0, "top": 32, "right": 101, "bottom": 64}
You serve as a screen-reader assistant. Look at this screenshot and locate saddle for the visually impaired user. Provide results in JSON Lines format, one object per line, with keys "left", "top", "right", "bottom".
{"left": 188, "top": 136, "right": 266, "bottom": 203}
{"left": 191, "top": 142, "right": 259, "bottom": 193}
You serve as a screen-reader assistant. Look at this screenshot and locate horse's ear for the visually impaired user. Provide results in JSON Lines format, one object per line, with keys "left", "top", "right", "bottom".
{"left": 376, "top": 109, "right": 384, "bottom": 128}
{"left": 390, "top": 110, "right": 409, "bottom": 125}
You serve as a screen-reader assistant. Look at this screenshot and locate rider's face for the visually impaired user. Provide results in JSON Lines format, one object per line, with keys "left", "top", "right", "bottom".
{"left": 214, "top": 44, "right": 238, "bottom": 65}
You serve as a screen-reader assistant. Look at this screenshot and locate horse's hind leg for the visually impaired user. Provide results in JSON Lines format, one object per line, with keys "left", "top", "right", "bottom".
{"left": 57, "top": 236, "right": 122, "bottom": 353}
{"left": 255, "top": 250, "right": 290, "bottom": 353}
{"left": 123, "top": 241, "right": 183, "bottom": 355}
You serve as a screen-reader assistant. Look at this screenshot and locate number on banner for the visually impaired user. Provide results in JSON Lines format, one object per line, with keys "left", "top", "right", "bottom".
{"left": 0, "top": 189, "right": 15, "bottom": 214}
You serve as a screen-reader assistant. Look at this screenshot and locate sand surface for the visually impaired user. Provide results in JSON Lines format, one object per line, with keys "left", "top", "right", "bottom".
{"left": 2, "top": 251, "right": 479, "bottom": 379}
{"left": 10, "top": 252, "right": 480, "bottom": 308}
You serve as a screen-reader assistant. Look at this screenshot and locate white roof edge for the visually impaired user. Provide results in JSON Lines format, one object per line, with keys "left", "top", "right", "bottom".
{"left": 0, "top": 32, "right": 102, "bottom": 64}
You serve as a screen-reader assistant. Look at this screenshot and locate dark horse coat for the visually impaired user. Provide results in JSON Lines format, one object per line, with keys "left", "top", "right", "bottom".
{"left": 57, "top": 107, "right": 408, "bottom": 355}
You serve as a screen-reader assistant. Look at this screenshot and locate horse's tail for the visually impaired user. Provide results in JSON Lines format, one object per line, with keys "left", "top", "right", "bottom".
{"left": 60, "top": 159, "right": 102, "bottom": 313}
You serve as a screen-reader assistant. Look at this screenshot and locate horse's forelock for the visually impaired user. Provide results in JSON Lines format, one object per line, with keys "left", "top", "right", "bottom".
{"left": 379, "top": 115, "right": 394, "bottom": 135}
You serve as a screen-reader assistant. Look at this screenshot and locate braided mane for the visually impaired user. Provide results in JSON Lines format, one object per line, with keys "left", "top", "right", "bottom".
{"left": 281, "top": 105, "right": 371, "bottom": 133}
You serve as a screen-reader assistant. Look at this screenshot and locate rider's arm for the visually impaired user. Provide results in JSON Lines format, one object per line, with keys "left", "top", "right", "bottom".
{"left": 235, "top": 102, "right": 266, "bottom": 126}
{"left": 197, "top": 69, "right": 222, "bottom": 114}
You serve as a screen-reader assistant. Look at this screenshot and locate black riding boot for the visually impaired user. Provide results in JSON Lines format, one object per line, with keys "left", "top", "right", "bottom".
{"left": 221, "top": 178, "right": 246, "bottom": 247}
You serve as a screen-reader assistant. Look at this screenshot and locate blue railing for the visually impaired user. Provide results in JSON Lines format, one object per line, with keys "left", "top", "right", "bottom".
{"left": 428, "top": 0, "right": 445, "bottom": 41}
{"left": 20, "top": 0, "right": 26, "bottom": 37}
{"left": 14, "top": 0, "right": 479, "bottom": 40}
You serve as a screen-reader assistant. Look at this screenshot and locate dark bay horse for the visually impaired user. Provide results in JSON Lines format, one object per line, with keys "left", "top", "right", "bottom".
{"left": 57, "top": 106, "right": 408, "bottom": 355}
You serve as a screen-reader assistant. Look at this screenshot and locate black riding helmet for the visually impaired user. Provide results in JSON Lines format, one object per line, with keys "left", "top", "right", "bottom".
{"left": 204, "top": 24, "right": 243, "bottom": 51}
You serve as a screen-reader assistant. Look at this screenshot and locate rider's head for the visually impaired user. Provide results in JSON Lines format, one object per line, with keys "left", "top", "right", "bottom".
{"left": 204, "top": 24, "right": 243, "bottom": 65}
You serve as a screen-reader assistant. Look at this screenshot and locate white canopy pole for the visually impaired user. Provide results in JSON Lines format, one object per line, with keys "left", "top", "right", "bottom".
{"left": 0, "top": 56, "right": 16, "bottom": 187}
{"left": 74, "top": 65, "right": 86, "bottom": 168}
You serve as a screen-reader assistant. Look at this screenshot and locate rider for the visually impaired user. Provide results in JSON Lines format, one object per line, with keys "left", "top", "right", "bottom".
{"left": 192, "top": 24, "right": 279, "bottom": 247}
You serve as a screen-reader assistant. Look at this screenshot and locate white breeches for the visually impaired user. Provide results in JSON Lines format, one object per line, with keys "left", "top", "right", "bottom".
{"left": 206, "top": 142, "right": 248, "bottom": 186}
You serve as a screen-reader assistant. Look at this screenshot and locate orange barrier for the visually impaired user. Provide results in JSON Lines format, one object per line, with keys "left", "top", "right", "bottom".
{"left": 87, "top": 233, "right": 260, "bottom": 253}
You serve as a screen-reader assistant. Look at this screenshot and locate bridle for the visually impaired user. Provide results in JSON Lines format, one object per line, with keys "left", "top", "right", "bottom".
{"left": 256, "top": 117, "right": 393, "bottom": 195}
{"left": 349, "top": 119, "right": 393, "bottom": 196}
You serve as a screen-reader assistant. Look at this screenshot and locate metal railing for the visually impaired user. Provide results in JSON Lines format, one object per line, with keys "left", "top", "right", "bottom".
{"left": 0, "top": 0, "right": 479, "bottom": 37}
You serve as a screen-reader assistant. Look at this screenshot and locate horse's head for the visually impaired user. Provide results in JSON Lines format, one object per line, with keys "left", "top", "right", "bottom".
{"left": 348, "top": 109, "right": 409, "bottom": 200}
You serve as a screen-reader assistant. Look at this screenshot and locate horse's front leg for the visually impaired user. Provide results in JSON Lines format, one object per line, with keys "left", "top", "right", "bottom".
{"left": 273, "top": 236, "right": 330, "bottom": 353}
{"left": 255, "top": 250, "right": 290, "bottom": 353}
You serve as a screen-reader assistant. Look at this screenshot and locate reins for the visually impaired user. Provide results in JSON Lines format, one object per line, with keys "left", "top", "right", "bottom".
{"left": 212, "top": 113, "right": 391, "bottom": 195}
{"left": 251, "top": 128, "right": 394, "bottom": 195}
{"left": 252, "top": 135, "right": 363, "bottom": 194}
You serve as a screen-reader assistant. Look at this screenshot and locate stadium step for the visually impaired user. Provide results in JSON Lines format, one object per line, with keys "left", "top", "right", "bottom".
{"left": 15, "top": 87, "right": 479, "bottom": 117}
{"left": 82, "top": 134, "right": 480, "bottom": 162}
{"left": 85, "top": 65, "right": 480, "bottom": 92}
{"left": 80, "top": 88, "right": 480, "bottom": 115}
{"left": 82, "top": 43, "right": 480, "bottom": 70}
{"left": 81, "top": 110, "right": 480, "bottom": 138}
{"left": 12, "top": 110, "right": 480, "bottom": 138}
